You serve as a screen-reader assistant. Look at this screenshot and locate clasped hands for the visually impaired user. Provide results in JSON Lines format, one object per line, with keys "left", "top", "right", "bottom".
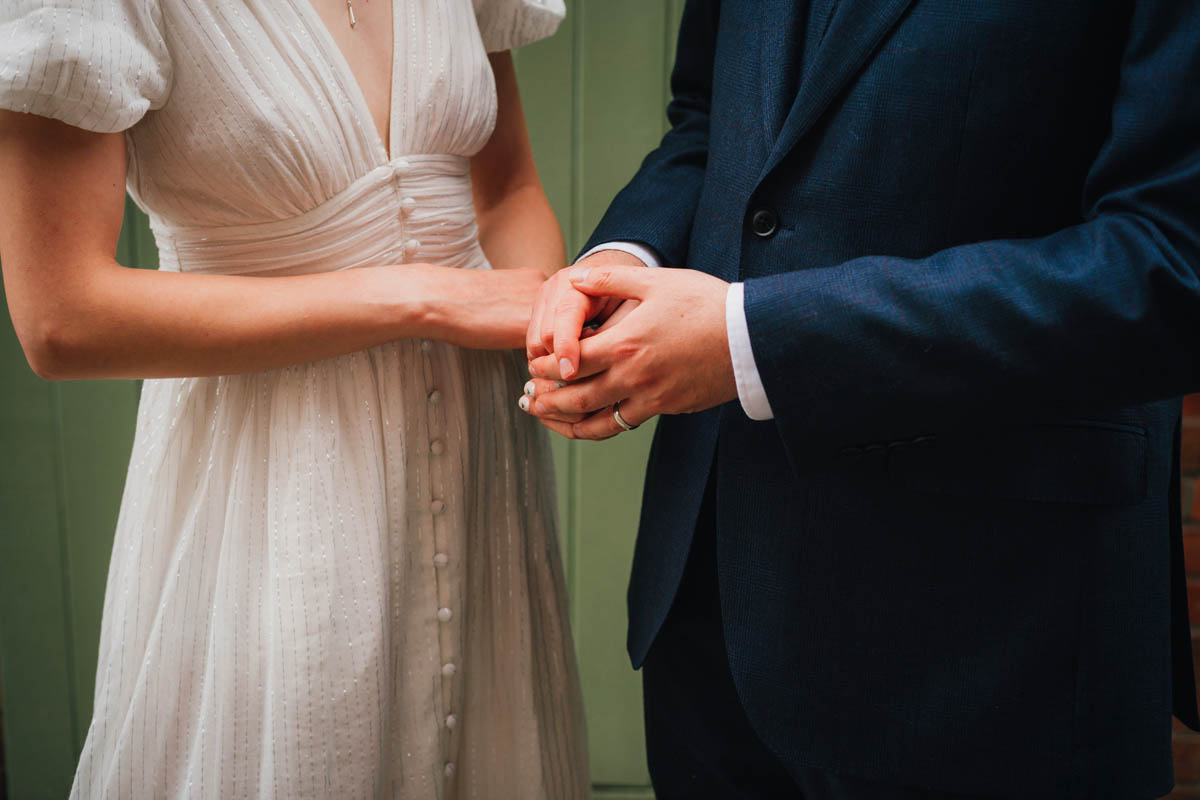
{"left": 519, "top": 250, "right": 739, "bottom": 440}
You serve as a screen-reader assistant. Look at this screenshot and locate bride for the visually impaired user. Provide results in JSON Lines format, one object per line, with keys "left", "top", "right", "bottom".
{"left": 0, "top": 0, "right": 588, "bottom": 797}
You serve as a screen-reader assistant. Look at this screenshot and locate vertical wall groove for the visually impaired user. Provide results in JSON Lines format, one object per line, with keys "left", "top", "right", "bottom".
{"left": 567, "top": 0, "right": 587, "bottom": 634}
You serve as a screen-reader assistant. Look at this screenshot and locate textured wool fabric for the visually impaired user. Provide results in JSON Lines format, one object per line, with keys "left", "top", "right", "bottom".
{"left": 0, "top": 1, "right": 588, "bottom": 798}
{"left": 586, "top": 0, "right": 1200, "bottom": 797}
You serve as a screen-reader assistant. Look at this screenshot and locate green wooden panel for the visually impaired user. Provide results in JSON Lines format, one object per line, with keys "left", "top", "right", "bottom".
{"left": 0, "top": 204, "right": 154, "bottom": 798}
{"left": 594, "top": 789, "right": 656, "bottom": 800}
{"left": 57, "top": 383, "right": 139, "bottom": 744}
{"left": 0, "top": 274, "right": 82, "bottom": 798}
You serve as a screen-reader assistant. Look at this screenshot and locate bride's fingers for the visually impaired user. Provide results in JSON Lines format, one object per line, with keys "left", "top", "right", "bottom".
{"left": 518, "top": 378, "right": 586, "bottom": 424}
{"left": 548, "top": 288, "right": 594, "bottom": 381}
{"left": 527, "top": 373, "right": 623, "bottom": 420}
{"left": 524, "top": 377, "right": 568, "bottom": 394}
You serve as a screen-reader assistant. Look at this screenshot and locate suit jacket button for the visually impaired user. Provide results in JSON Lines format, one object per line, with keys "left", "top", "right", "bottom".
{"left": 750, "top": 208, "right": 779, "bottom": 238}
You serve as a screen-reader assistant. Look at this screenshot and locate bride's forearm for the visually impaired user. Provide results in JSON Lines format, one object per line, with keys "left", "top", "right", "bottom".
{"left": 12, "top": 258, "right": 549, "bottom": 380}
{"left": 13, "top": 260, "right": 452, "bottom": 381}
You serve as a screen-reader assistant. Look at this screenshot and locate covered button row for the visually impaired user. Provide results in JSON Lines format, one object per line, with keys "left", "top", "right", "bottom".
{"left": 423, "top": 369, "right": 456, "bottom": 758}
{"left": 389, "top": 165, "right": 418, "bottom": 245}
{"left": 389, "top": 160, "right": 417, "bottom": 219}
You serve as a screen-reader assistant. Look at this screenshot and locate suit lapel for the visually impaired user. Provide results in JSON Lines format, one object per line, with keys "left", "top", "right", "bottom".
{"left": 758, "top": 0, "right": 916, "bottom": 181}
{"left": 759, "top": 1, "right": 805, "bottom": 141}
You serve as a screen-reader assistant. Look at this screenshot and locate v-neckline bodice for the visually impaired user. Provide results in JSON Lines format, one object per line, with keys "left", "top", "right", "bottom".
{"left": 294, "top": 0, "right": 400, "bottom": 165}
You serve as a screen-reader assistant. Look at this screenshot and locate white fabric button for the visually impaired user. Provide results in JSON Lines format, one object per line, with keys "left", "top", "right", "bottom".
{"left": 443, "top": 762, "right": 456, "bottom": 778}
{"left": 430, "top": 499, "right": 445, "bottom": 514}
{"left": 430, "top": 439, "right": 444, "bottom": 455}
{"left": 437, "top": 607, "right": 453, "bottom": 622}
{"left": 404, "top": 239, "right": 421, "bottom": 254}
{"left": 433, "top": 552, "right": 449, "bottom": 567}
{"left": 392, "top": 158, "right": 411, "bottom": 175}
{"left": 420, "top": 340, "right": 432, "bottom": 352}
{"left": 427, "top": 389, "right": 441, "bottom": 405}
{"left": 400, "top": 196, "right": 416, "bottom": 213}
{"left": 441, "top": 662, "right": 456, "bottom": 677}
{"left": 445, "top": 714, "right": 457, "bottom": 729}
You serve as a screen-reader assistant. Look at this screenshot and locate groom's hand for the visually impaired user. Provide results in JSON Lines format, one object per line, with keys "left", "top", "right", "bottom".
{"left": 523, "top": 265, "right": 737, "bottom": 440}
{"left": 526, "top": 249, "right": 646, "bottom": 381}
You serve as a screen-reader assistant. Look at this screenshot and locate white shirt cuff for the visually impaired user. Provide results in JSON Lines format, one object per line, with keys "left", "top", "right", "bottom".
{"left": 577, "top": 241, "right": 663, "bottom": 267}
{"left": 725, "top": 282, "right": 775, "bottom": 420}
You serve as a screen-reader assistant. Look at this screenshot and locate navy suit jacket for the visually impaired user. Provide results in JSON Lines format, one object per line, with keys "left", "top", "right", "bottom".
{"left": 584, "top": 0, "right": 1200, "bottom": 797}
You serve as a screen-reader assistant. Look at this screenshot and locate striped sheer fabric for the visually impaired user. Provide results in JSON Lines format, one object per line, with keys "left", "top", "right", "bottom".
{"left": 0, "top": 0, "right": 587, "bottom": 798}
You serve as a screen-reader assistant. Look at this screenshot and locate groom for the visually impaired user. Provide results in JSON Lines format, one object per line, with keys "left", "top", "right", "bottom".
{"left": 525, "top": 1, "right": 1200, "bottom": 798}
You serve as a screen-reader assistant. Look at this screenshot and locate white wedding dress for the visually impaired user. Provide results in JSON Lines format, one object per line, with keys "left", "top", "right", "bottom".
{"left": 0, "top": 0, "right": 589, "bottom": 797}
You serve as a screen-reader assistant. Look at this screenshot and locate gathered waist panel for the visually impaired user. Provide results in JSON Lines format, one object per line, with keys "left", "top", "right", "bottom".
{"left": 152, "top": 155, "right": 486, "bottom": 276}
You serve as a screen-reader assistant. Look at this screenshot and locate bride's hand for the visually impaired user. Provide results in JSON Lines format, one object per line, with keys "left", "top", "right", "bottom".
{"left": 389, "top": 265, "right": 547, "bottom": 351}
{"left": 526, "top": 250, "right": 647, "bottom": 378}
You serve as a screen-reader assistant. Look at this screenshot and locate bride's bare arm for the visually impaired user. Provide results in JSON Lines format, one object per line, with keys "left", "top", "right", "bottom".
{"left": 471, "top": 52, "right": 565, "bottom": 278}
{"left": 0, "top": 111, "right": 544, "bottom": 381}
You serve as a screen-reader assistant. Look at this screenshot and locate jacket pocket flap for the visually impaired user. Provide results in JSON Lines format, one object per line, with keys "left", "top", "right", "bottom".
{"left": 886, "top": 420, "right": 1148, "bottom": 506}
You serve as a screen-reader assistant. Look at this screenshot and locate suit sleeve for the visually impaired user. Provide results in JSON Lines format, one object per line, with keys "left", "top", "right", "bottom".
{"left": 744, "top": 0, "right": 1200, "bottom": 459}
{"left": 580, "top": 0, "right": 718, "bottom": 267}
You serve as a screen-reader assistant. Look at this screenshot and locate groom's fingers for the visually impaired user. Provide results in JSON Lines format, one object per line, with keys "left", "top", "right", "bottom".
{"left": 570, "top": 397, "right": 653, "bottom": 441}
{"left": 527, "top": 331, "right": 618, "bottom": 382}
{"left": 568, "top": 264, "right": 653, "bottom": 300}
{"left": 538, "top": 417, "right": 578, "bottom": 439}
{"left": 526, "top": 283, "right": 550, "bottom": 360}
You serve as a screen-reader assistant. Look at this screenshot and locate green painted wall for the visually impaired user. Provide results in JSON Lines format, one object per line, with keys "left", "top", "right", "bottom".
{"left": 0, "top": 2, "right": 681, "bottom": 797}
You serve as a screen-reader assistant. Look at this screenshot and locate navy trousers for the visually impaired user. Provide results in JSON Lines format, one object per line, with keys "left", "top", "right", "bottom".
{"left": 641, "top": 477, "right": 981, "bottom": 800}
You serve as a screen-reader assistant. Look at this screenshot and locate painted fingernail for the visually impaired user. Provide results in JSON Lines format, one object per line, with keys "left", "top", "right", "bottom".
{"left": 559, "top": 358, "right": 574, "bottom": 379}
{"left": 570, "top": 266, "right": 591, "bottom": 283}
{"left": 518, "top": 396, "right": 531, "bottom": 412}
{"left": 528, "top": 362, "right": 537, "bottom": 377}
{"left": 524, "top": 380, "right": 536, "bottom": 397}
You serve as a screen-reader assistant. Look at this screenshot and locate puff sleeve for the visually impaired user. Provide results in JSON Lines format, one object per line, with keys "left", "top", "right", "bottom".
{"left": 474, "top": 0, "right": 565, "bottom": 53}
{"left": 0, "top": 0, "right": 172, "bottom": 133}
